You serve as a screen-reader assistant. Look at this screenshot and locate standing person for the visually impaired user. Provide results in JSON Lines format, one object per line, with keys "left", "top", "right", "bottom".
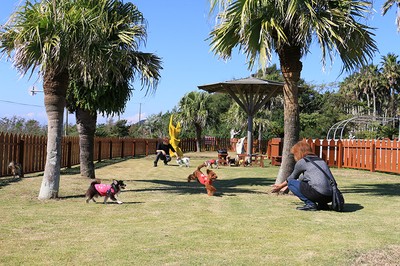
{"left": 154, "top": 137, "right": 177, "bottom": 167}
{"left": 271, "top": 141, "right": 334, "bottom": 211}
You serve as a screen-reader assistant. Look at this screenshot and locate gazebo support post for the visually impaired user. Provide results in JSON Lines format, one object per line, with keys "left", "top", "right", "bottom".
{"left": 247, "top": 114, "right": 253, "bottom": 157}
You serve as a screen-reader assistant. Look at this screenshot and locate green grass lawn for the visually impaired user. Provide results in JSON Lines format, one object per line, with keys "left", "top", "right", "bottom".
{"left": 1, "top": 152, "right": 399, "bottom": 265}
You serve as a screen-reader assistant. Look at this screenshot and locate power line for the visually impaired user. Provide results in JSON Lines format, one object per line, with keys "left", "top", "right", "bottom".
{"left": 0, "top": 99, "right": 43, "bottom": 108}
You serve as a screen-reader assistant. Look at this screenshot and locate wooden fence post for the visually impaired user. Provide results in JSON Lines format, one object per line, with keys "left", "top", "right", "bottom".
{"left": 67, "top": 141, "right": 72, "bottom": 168}
{"left": 18, "top": 139, "right": 25, "bottom": 177}
{"left": 97, "top": 141, "right": 102, "bottom": 162}
{"left": 121, "top": 140, "right": 124, "bottom": 158}
{"left": 370, "top": 141, "right": 376, "bottom": 172}
{"left": 337, "top": 140, "right": 343, "bottom": 169}
{"left": 108, "top": 140, "right": 112, "bottom": 160}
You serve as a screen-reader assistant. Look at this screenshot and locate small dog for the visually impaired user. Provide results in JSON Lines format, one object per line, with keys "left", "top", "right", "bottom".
{"left": 8, "top": 161, "right": 23, "bottom": 178}
{"left": 205, "top": 159, "right": 219, "bottom": 169}
{"left": 187, "top": 163, "right": 218, "bottom": 196}
{"left": 85, "top": 179, "right": 126, "bottom": 204}
{"left": 226, "top": 156, "right": 238, "bottom": 166}
{"left": 176, "top": 157, "right": 190, "bottom": 167}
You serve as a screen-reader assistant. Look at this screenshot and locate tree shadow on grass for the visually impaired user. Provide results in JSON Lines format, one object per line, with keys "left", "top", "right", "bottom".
{"left": 0, "top": 172, "right": 43, "bottom": 189}
{"left": 59, "top": 157, "right": 138, "bottom": 176}
{"left": 131, "top": 177, "right": 275, "bottom": 196}
{"left": 0, "top": 176, "right": 20, "bottom": 189}
{"left": 343, "top": 183, "right": 400, "bottom": 197}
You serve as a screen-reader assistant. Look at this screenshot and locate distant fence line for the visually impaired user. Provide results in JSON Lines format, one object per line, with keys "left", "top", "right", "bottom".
{"left": 3, "top": 133, "right": 399, "bottom": 177}
{"left": 1, "top": 133, "right": 249, "bottom": 177}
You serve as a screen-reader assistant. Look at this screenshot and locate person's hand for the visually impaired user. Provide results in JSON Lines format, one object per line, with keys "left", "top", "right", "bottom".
{"left": 271, "top": 182, "right": 286, "bottom": 193}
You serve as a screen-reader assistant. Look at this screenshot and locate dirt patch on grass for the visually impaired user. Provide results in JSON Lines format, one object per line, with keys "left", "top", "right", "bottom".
{"left": 353, "top": 245, "right": 400, "bottom": 265}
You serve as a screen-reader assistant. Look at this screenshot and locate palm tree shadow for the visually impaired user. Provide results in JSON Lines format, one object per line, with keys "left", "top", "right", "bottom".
{"left": 0, "top": 177, "right": 21, "bottom": 189}
{"left": 343, "top": 183, "right": 400, "bottom": 197}
{"left": 59, "top": 157, "right": 138, "bottom": 176}
{"left": 132, "top": 177, "right": 275, "bottom": 196}
{"left": 0, "top": 172, "right": 43, "bottom": 189}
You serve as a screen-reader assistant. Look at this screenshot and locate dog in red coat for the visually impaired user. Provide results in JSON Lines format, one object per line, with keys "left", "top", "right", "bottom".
{"left": 187, "top": 163, "right": 218, "bottom": 196}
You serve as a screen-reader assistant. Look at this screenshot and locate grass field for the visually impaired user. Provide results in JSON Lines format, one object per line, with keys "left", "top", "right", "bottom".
{"left": 1, "top": 152, "right": 400, "bottom": 265}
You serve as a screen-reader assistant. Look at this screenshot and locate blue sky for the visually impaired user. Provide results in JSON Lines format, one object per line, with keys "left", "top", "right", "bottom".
{"left": 0, "top": 0, "right": 399, "bottom": 126}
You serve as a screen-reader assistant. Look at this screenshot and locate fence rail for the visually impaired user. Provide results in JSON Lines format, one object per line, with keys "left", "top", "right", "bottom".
{"left": 267, "top": 138, "right": 400, "bottom": 175}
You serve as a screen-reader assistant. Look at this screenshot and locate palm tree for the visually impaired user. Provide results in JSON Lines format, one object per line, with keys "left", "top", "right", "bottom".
{"left": 209, "top": 0, "right": 377, "bottom": 183}
{"left": 382, "top": 0, "right": 400, "bottom": 31}
{"left": 380, "top": 53, "right": 400, "bottom": 121}
{"left": 67, "top": 2, "right": 162, "bottom": 179}
{"left": 0, "top": 0, "right": 151, "bottom": 199}
{"left": 177, "top": 91, "right": 210, "bottom": 152}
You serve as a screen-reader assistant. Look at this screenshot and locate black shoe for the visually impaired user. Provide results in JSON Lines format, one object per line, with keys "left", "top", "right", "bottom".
{"left": 296, "top": 205, "right": 317, "bottom": 211}
{"left": 164, "top": 162, "right": 168, "bottom": 165}
{"left": 154, "top": 162, "right": 157, "bottom": 167}
{"left": 317, "top": 203, "right": 330, "bottom": 211}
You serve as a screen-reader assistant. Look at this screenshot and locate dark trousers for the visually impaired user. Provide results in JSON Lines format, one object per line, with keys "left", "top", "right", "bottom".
{"left": 154, "top": 152, "right": 171, "bottom": 164}
{"left": 288, "top": 179, "right": 331, "bottom": 206}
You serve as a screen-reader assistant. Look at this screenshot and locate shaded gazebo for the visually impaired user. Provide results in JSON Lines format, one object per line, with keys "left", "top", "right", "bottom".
{"left": 198, "top": 77, "right": 284, "bottom": 155}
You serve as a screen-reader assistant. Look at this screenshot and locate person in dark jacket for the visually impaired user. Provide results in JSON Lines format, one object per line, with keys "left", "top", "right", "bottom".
{"left": 272, "top": 141, "right": 334, "bottom": 211}
{"left": 154, "top": 137, "right": 177, "bottom": 167}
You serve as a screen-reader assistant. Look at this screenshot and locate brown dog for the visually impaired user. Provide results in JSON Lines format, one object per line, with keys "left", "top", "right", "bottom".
{"left": 187, "top": 163, "right": 218, "bottom": 196}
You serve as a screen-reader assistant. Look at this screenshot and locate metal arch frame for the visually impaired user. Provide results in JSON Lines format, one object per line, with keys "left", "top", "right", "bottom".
{"left": 326, "top": 115, "right": 400, "bottom": 140}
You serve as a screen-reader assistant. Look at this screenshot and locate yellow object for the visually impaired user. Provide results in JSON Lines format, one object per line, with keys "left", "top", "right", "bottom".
{"left": 169, "top": 115, "right": 184, "bottom": 157}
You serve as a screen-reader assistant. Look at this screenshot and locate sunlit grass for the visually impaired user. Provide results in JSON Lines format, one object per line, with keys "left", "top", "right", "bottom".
{"left": 1, "top": 152, "right": 399, "bottom": 265}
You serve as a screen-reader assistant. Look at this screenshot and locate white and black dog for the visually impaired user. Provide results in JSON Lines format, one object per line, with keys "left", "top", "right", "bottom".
{"left": 176, "top": 157, "right": 190, "bottom": 167}
{"left": 85, "top": 179, "right": 126, "bottom": 204}
{"left": 205, "top": 159, "right": 219, "bottom": 169}
{"left": 8, "top": 161, "right": 23, "bottom": 178}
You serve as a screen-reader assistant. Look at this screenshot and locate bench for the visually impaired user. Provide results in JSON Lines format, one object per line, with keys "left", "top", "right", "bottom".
{"left": 237, "top": 154, "right": 265, "bottom": 167}
{"left": 271, "top": 156, "right": 282, "bottom": 166}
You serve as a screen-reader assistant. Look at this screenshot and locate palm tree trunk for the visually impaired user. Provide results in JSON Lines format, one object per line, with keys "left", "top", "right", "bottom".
{"left": 276, "top": 45, "right": 302, "bottom": 184}
{"left": 195, "top": 123, "right": 202, "bottom": 152}
{"left": 258, "top": 123, "right": 262, "bottom": 153}
{"left": 76, "top": 107, "right": 97, "bottom": 179}
{"left": 38, "top": 69, "right": 69, "bottom": 200}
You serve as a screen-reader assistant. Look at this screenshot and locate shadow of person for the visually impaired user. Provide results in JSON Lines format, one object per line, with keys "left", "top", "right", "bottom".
{"left": 341, "top": 203, "right": 364, "bottom": 212}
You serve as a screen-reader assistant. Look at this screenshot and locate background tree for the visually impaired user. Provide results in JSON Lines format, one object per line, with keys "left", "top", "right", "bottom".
{"left": 209, "top": 0, "right": 377, "bottom": 184}
{"left": 204, "top": 93, "right": 233, "bottom": 138}
{"left": 177, "top": 91, "right": 210, "bottom": 152}
{"left": 380, "top": 53, "right": 400, "bottom": 122}
{"left": 0, "top": 116, "right": 46, "bottom": 135}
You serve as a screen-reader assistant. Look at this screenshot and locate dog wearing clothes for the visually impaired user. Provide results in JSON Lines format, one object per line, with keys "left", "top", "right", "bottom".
{"left": 187, "top": 163, "right": 218, "bottom": 196}
{"left": 85, "top": 179, "right": 126, "bottom": 204}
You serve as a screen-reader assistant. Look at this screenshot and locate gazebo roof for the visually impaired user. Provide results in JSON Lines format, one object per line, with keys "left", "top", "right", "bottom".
{"left": 198, "top": 76, "right": 284, "bottom": 116}
{"left": 198, "top": 76, "right": 284, "bottom": 96}
{"left": 198, "top": 76, "right": 285, "bottom": 155}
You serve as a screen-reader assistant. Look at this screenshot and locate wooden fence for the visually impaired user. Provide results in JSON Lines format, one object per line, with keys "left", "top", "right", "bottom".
{"left": 0, "top": 133, "right": 237, "bottom": 177}
{"left": 267, "top": 138, "right": 400, "bottom": 175}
